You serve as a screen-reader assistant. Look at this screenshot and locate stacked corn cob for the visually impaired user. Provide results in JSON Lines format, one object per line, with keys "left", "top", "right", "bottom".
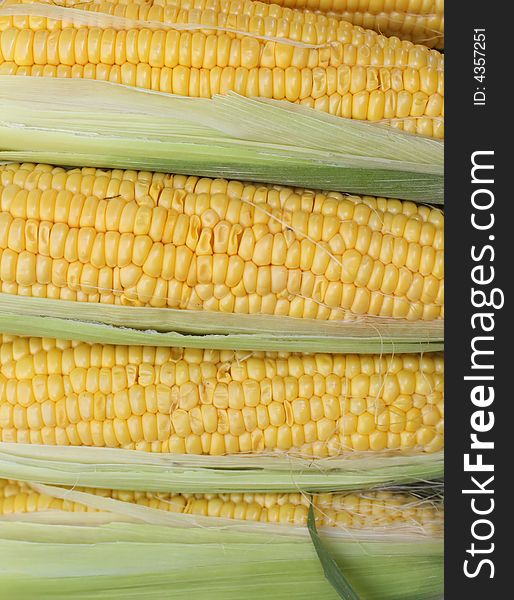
{"left": 1, "top": 478, "right": 443, "bottom": 533}
{"left": 0, "top": 333, "right": 444, "bottom": 455}
{"left": 259, "top": 0, "right": 444, "bottom": 48}
{"left": 0, "top": 0, "right": 444, "bottom": 137}
{"left": 0, "top": 478, "right": 443, "bottom": 600}
{"left": 0, "top": 1, "right": 444, "bottom": 598}
{"left": 0, "top": 163, "right": 444, "bottom": 320}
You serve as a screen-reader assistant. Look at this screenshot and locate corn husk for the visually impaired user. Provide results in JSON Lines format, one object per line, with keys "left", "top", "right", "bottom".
{"left": 0, "top": 75, "right": 443, "bottom": 203}
{"left": 0, "top": 442, "right": 443, "bottom": 493}
{"left": 0, "top": 476, "right": 444, "bottom": 598}
{"left": 0, "top": 511, "right": 443, "bottom": 600}
{"left": 0, "top": 474, "right": 443, "bottom": 600}
{"left": 0, "top": 293, "right": 443, "bottom": 353}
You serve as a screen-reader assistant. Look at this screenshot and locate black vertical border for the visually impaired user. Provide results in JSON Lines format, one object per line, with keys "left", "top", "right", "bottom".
{"left": 445, "top": 2, "right": 510, "bottom": 596}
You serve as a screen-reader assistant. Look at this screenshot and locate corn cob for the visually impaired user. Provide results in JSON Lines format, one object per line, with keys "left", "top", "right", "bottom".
{"left": 0, "top": 0, "right": 444, "bottom": 137}
{"left": 0, "top": 478, "right": 99, "bottom": 514}
{"left": 0, "top": 163, "right": 444, "bottom": 321}
{"left": 0, "top": 333, "right": 444, "bottom": 455}
{"left": 259, "top": 0, "right": 444, "bottom": 49}
{"left": 0, "top": 478, "right": 443, "bottom": 534}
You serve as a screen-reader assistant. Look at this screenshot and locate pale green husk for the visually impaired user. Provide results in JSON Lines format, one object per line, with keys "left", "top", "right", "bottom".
{"left": 0, "top": 76, "right": 443, "bottom": 203}
{"left": 0, "top": 520, "right": 444, "bottom": 600}
{"left": 0, "top": 477, "right": 444, "bottom": 598}
{"left": 0, "top": 294, "right": 443, "bottom": 353}
{"left": 1, "top": 480, "right": 443, "bottom": 599}
{"left": 0, "top": 442, "right": 443, "bottom": 493}
{"left": 0, "top": 515, "right": 443, "bottom": 600}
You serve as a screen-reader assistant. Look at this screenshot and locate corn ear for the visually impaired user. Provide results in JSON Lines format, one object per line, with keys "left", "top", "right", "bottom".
{"left": 0, "top": 0, "right": 444, "bottom": 138}
{"left": 0, "top": 513, "right": 443, "bottom": 600}
{"left": 0, "top": 78, "right": 444, "bottom": 203}
{"left": 1, "top": 479, "right": 444, "bottom": 538}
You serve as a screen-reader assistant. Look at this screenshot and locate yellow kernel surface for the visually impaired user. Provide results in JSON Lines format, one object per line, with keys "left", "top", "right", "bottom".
{"left": 260, "top": 0, "right": 444, "bottom": 49}
{"left": 0, "top": 163, "right": 444, "bottom": 322}
{"left": 0, "top": 333, "right": 444, "bottom": 456}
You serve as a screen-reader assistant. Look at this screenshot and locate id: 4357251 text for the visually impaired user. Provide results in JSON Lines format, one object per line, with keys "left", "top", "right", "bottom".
{"left": 474, "top": 29, "right": 486, "bottom": 106}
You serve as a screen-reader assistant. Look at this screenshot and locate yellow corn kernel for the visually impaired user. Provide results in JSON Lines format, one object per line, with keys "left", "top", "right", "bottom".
{"left": 0, "top": 164, "right": 444, "bottom": 322}
{"left": 0, "top": 332, "right": 444, "bottom": 456}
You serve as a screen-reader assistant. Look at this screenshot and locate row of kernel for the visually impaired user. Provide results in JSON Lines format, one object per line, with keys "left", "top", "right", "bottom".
{"left": 0, "top": 25, "right": 443, "bottom": 73}
{"left": 0, "top": 164, "right": 443, "bottom": 224}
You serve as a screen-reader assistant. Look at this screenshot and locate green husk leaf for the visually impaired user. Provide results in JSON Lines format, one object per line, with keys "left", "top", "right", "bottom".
{"left": 0, "top": 518, "right": 443, "bottom": 600}
{"left": 0, "top": 76, "right": 443, "bottom": 203}
{"left": 308, "top": 503, "right": 360, "bottom": 600}
{"left": 0, "top": 442, "right": 444, "bottom": 493}
{"left": 0, "top": 294, "right": 443, "bottom": 353}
